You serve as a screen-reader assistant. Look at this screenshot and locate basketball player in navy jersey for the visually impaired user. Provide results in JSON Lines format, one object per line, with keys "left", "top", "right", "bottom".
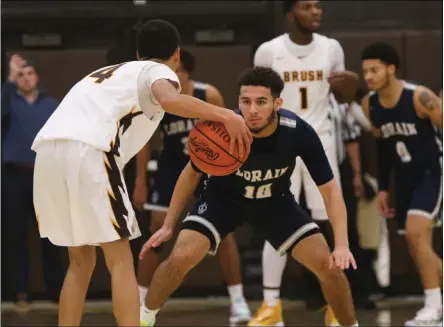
{"left": 253, "top": 1, "right": 359, "bottom": 324}
{"left": 139, "top": 66, "right": 359, "bottom": 327}
{"left": 135, "top": 49, "right": 251, "bottom": 324}
{"left": 361, "top": 42, "right": 442, "bottom": 326}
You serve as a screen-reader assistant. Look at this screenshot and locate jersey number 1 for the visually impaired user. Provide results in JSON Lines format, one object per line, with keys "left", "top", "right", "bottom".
{"left": 299, "top": 87, "right": 308, "bottom": 110}
{"left": 89, "top": 63, "right": 126, "bottom": 84}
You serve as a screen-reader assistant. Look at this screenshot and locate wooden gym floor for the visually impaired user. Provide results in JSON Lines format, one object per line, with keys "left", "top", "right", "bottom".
{"left": 1, "top": 297, "right": 425, "bottom": 326}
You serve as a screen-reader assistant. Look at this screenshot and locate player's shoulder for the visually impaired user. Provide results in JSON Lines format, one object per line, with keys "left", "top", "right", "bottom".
{"left": 404, "top": 81, "right": 419, "bottom": 92}
{"left": 256, "top": 34, "right": 287, "bottom": 52}
{"left": 279, "top": 108, "right": 298, "bottom": 129}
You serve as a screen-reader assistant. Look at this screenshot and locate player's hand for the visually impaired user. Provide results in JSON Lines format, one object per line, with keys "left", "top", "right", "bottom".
{"left": 353, "top": 174, "right": 364, "bottom": 198}
{"left": 224, "top": 111, "right": 253, "bottom": 159}
{"left": 377, "top": 191, "right": 395, "bottom": 218}
{"left": 8, "top": 54, "right": 26, "bottom": 82}
{"left": 139, "top": 224, "right": 173, "bottom": 260}
{"left": 329, "top": 246, "right": 357, "bottom": 270}
{"left": 132, "top": 177, "right": 147, "bottom": 211}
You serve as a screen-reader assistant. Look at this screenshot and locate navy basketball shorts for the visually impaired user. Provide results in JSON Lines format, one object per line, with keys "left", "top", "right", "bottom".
{"left": 395, "top": 165, "right": 442, "bottom": 234}
{"left": 182, "top": 193, "right": 321, "bottom": 256}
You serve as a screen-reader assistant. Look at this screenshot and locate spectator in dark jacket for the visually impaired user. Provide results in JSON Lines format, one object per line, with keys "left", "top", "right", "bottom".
{"left": 2, "top": 54, "right": 65, "bottom": 310}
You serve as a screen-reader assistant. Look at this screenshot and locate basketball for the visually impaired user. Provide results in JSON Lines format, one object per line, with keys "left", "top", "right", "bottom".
{"left": 188, "top": 120, "right": 249, "bottom": 176}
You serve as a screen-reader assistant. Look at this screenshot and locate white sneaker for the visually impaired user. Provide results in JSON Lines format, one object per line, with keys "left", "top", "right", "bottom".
{"left": 230, "top": 297, "right": 252, "bottom": 326}
{"left": 405, "top": 306, "right": 443, "bottom": 326}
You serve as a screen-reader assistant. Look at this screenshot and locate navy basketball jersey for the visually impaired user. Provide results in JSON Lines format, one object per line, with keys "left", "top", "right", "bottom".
{"left": 158, "top": 82, "right": 208, "bottom": 168}
{"left": 192, "top": 109, "right": 334, "bottom": 205}
{"left": 369, "top": 82, "right": 442, "bottom": 169}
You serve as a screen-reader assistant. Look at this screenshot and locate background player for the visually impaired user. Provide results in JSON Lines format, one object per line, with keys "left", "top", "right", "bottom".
{"left": 252, "top": 1, "right": 358, "bottom": 324}
{"left": 361, "top": 42, "right": 442, "bottom": 326}
{"left": 137, "top": 49, "right": 251, "bottom": 324}
{"left": 31, "top": 19, "right": 252, "bottom": 326}
{"left": 139, "top": 66, "right": 358, "bottom": 327}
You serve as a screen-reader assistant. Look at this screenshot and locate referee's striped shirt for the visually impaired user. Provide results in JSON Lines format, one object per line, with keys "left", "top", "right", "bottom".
{"left": 329, "top": 93, "right": 362, "bottom": 164}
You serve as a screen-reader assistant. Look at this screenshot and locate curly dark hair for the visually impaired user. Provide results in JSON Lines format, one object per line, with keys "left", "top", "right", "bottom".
{"left": 361, "top": 42, "right": 400, "bottom": 70}
{"left": 238, "top": 67, "right": 284, "bottom": 98}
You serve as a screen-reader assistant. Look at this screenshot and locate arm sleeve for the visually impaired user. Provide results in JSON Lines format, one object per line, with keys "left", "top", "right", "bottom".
{"left": 253, "top": 42, "right": 273, "bottom": 67}
{"left": 376, "top": 139, "right": 393, "bottom": 191}
{"left": 137, "top": 63, "right": 181, "bottom": 117}
{"left": 298, "top": 121, "right": 334, "bottom": 185}
{"left": 329, "top": 39, "right": 345, "bottom": 72}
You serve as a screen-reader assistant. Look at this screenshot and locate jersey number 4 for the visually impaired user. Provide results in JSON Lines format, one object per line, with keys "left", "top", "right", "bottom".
{"left": 244, "top": 184, "right": 272, "bottom": 199}
{"left": 89, "top": 63, "right": 126, "bottom": 84}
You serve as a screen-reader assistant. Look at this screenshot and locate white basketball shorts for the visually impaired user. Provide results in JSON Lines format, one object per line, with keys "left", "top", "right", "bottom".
{"left": 33, "top": 140, "right": 140, "bottom": 247}
{"left": 290, "top": 131, "right": 342, "bottom": 221}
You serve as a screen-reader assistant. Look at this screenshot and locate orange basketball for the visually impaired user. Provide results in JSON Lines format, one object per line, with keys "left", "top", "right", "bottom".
{"left": 188, "top": 120, "right": 249, "bottom": 176}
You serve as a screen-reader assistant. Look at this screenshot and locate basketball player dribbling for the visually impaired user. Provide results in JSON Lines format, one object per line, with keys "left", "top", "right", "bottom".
{"left": 31, "top": 19, "right": 252, "bottom": 326}
{"left": 251, "top": 1, "right": 358, "bottom": 326}
{"left": 137, "top": 49, "right": 251, "bottom": 324}
{"left": 361, "top": 42, "right": 442, "bottom": 327}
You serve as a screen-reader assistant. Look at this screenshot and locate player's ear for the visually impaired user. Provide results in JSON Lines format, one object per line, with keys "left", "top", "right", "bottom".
{"left": 274, "top": 97, "right": 283, "bottom": 109}
{"left": 388, "top": 64, "right": 396, "bottom": 76}
{"left": 287, "top": 12, "right": 295, "bottom": 23}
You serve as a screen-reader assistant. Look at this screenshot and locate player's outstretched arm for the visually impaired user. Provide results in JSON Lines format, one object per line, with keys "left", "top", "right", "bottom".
{"left": 140, "top": 161, "right": 202, "bottom": 259}
{"left": 152, "top": 79, "right": 252, "bottom": 157}
{"left": 361, "top": 95, "right": 394, "bottom": 218}
{"left": 414, "top": 86, "right": 443, "bottom": 131}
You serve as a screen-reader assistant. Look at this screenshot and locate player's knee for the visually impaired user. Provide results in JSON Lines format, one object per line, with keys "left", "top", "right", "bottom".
{"left": 405, "top": 215, "right": 431, "bottom": 245}
{"left": 167, "top": 246, "right": 199, "bottom": 275}
{"left": 68, "top": 246, "right": 97, "bottom": 274}
{"left": 102, "top": 239, "right": 134, "bottom": 272}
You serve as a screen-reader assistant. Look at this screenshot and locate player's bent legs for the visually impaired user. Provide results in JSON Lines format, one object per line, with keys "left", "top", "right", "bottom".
{"left": 405, "top": 215, "right": 442, "bottom": 302}
{"left": 141, "top": 229, "right": 210, "bottom": 325}
{"left": 144, "top": 229, "right": 210, "bottom": 310}
{"left": 291, "top": 233, "right": 357, "bottom": 327}
{"left": 59, "top": 246, "right": 96, "bottom": 327}
{"left": 101, "top": 239, "right": 140, "bottom": 326}
{"left": 218, "top": 233, "right": 242, "bottom": 286}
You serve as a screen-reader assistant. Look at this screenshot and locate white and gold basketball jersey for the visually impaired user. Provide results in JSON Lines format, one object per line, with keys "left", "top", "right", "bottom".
{"left": 32, "top": 61, "right": 180, "bottom": 164}
{"left": 254, "top": 33, "right": 344, "bottom": 133}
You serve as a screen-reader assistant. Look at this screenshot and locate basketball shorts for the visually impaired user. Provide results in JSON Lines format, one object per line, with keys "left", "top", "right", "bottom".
{"left": 147, "top": 161, "right": 206, "bottom": 213}
{"left": 182, "top": 193, "right": 321, "bottom": 256}
{"left": 33, "top": 140, "right": 140, "bottom": 247}
{"left": 290, "top": 131, "right": 341, "bottom": 220}
{"left": 395, "top": 164, "right": 442, "bottom": 234}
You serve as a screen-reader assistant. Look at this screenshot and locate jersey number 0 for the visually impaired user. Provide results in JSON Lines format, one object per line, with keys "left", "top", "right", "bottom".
{"left": 89, "top": 63, "right": 127, "bottom": 84}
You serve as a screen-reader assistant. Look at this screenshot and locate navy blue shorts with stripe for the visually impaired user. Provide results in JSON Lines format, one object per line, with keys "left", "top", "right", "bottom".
{"left": 395, "top": 165, "right": 442, "bottom": 233}
{"left": 182, "top": 192, "right": 320, "bottom": 256}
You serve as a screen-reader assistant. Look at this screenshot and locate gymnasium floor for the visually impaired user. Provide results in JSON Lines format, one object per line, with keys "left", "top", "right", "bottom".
{"left": 1, "top": 297, "right": 424, "bottom": 326}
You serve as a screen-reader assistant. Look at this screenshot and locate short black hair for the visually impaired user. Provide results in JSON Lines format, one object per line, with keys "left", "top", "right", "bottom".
{"left": 283, "top": 0, "right": 296, "bottom": 13}
{"left": 361, "top": 42, "right": 400, "bottom": 70}
{"left": 136, "top": 19, "right": 180, "bottom": 60}
{"left": 238, "top": 67, "right": 284, "bottom": 98}
{"left": 180, "top": 49, "right": 195, "bottom": 74}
